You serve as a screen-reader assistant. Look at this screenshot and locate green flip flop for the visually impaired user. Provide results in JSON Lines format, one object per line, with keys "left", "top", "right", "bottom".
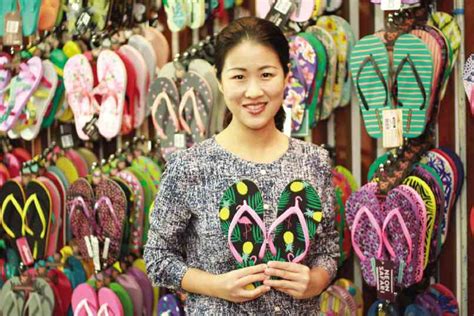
{"left": 42, "top": 49, "right": 68, "bottom": 128}
{"left": 298, "top": 32, "right": 327, "bottom": 128}
{"left": 350, "top": 35, "right": 391, "bottom": 139}
{"left": 392, "top": 34, "right": 433, "bottom": 138}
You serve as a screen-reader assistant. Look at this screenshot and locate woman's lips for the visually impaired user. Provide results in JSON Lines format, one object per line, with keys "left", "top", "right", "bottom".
{"left": 243, "top": 102, "right": 267, "bottom": 115}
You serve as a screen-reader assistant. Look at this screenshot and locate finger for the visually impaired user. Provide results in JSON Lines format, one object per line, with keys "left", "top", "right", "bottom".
{"left": 273, "top": 287, "right": 301, "bottom": 298}
{"left": 267, "top": 261, "right": 307, "bottom": 273}
{"left": 263, "top": 278, "right": 300, "bottom": 291}
{"left": 264, "top": 267, "right": 300, "bottom": 281}
{"left": 237, "top": 273, "right": 269, "bottom": 287}
{"left": 238, "top": 284, "right": 271, "bottom": 299}
{"left": 236, "top": 264, "right": 268, "bottom": 277}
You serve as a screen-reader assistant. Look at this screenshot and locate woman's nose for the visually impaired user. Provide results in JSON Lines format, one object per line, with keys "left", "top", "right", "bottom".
{"left": 244, "top": 79, "right": 264, "bottom": 98}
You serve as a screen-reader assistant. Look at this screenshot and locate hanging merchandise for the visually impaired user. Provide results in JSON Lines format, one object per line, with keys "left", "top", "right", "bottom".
{"left": 350, "top": 7, "right": 461, "bottom": 142}
{"left": 463, "top": 54, "right": 474, "bottom": 117}
{"left": 149, "top": 36, "right": 225, "bottom": 161}
{"left": 332, "top": 166, "right": 357, "bottom": 266}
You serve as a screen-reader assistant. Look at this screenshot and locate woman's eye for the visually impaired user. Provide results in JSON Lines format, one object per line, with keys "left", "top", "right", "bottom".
{"left": 262, "top": 72, "right": 274, "bottom": 78}
{"left": 232, "top": 75, "right": 244, "bottom": 80}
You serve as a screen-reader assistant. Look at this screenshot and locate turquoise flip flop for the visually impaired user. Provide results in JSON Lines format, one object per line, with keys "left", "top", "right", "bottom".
{"left": 350, "top": 35, "right": 391, "bottom": 138}
{"left": 392, "top": 34, "right": 433, "bottom": 138}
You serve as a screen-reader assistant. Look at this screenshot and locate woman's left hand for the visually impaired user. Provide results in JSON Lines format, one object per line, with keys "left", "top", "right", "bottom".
{"left": 262, "top": 261, "right": 321, "bottom": 300}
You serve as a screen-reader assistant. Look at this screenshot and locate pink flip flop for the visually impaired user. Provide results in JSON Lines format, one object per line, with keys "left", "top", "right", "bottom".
{"left": 20, "top": 59, "right": 58, "bottom": 141}
{"left": 118, "top": 45, "right": 148, "bottom": 129}
{"left": 116, "top": 274, "right": 143, "bottom": 316}
{"left": 0, "top": 53, "right": 12, "bottom": 107}
{"left": 0, "top": 56, "right": 44, "bottom": 132}
{"left": 345, "top": 183, "right": 385, "bottom": 287}
{"left": 382, "top": 186, "right": 426, "bottom": 288}
{"left": 64, "top": 54, "right": 97, "bottom": 141}
{"left": 94, "top": 50, "right": 127, "bottom": 140}
{"left": 389, "top": 185, "right": 427, "bottom": 286}
{"left": 97, "top": 287, "right": 124, "bottom": 316}
{"left": 72, "top": 283, "right": 99, "bottom": 316}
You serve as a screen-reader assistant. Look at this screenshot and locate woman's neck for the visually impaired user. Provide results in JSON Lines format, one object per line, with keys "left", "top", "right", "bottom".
{"left": 215, "top": 120, "right": 289, "bottom": 164}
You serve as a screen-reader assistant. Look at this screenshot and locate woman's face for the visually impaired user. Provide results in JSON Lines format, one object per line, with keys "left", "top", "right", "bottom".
{"left": 220, "top": 41, "right": 287, "bottom": 131}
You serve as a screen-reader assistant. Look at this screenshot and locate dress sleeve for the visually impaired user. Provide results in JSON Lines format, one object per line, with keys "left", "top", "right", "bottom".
{"left": 144, "top": 153, "right": 191, "bottom": 290}
{"left": 307, "top": 149, "right": 339, "bottom": 281}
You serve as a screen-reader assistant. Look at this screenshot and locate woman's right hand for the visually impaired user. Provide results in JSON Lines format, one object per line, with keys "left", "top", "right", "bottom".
{"left": 212, "top": 264, "right": 271, "bottom": 303}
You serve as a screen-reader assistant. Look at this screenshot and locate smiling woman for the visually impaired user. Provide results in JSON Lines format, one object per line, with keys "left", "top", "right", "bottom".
{"left": 144, "top": 16, "right": 339, "bottom": 315}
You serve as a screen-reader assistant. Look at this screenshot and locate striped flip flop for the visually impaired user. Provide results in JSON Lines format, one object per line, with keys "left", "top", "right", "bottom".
{"left": 392, "top": 34, "right": 433, "bottom": 138}
{"left": 350, "top": 35, "right": 391, "bottom": 138}
{"left": 410, "top": 27, "right": 445, "bottom": 120}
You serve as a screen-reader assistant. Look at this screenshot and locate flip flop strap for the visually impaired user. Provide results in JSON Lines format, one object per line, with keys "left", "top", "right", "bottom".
{"left": 393, "top": 54, "right": 427, "bottom": 110}
{"left": 66, "top": 87, "right": 98, "bottom": 116}
{"left": 94, "top": 196, "right": 121, "bottom": 233}
{"left": 24, "top": 292, "right": 44, "bottom": 315}
{"left": 351, "top": 206, "right": 383, "bottom": 262}
{"left": 151, "top": 91, "right": 180, "bottom": 139}
{"left": 227, "top": 201, "right": 267, "bottom": 263}
{"left": 97, "top": 303, "right": 111, "bottom": 316}
{"left": 267, "top": 196, "right": 310, "bottom": 263}
{"left": 382, "top": 207, "right": 413, "bottom": 265}
{"left": 93, "top": 62, "right": 125, "bottom": 110}
{"left": 5, "top": 290, "right": 21, "bottom": 315}
{"left": 178, "top": 88, "right": 206, "bottom": 137}
{"left": 74, "top": 298, "right": 96, "bottom": 316}
{"left": 1, "top": 194, "right": 26, "bottom": 238}
{"left": 69, "top": 196, "right": 98, "bottom": 233}
{"left": 356, "top": 54, "right": 388, "bottom": 111}
{"left": 327, "top": 285, "right": 357, "bottom": 315}
{"left": 23, "top": 193, "right": 47, "bottom": 239}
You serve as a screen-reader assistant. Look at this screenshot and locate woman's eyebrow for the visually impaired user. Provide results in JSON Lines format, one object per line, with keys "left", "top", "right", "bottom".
{"left": 226, "top": 65, "right": 278, "bottom": 72}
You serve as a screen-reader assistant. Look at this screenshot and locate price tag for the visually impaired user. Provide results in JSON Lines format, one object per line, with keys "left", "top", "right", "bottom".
{"left": 84, "top": 236, "right": 93, "bottom": 258}
{"left": 16, "top": 237, "right": 34, "bottom": 266}
{"left": 382, "top": 109, "right": 403, "bottom": 148}
{"left": 174, "top": 133, "right": 187, "bottom": 149}
{"left": 375, "top": 259, "right": 397, "bottom": 302}
{"left": 3, "top": 12, "right": 23, "bottom": 46}
{"left": 59, "top": 124, "right": 77, "bottom": 149}
{"left": 265, "top": 0, "right": 294, "bottom": 29}
{"left": 83, "top": 115, "right": 100, "bottom": 141}
{"left": 102, "top": 238, "right": 110, "bottom": 260}
{"left": 75, "top": 11, "right": 92, "bottom": 34}
{"left": 381, "top": 0, "right": 401, "bottom": 11}
{"left": 91, "top": 236, "right": 101, "bottom": 271}
{"left": 274, "top": 0, "right": 293, "bottom": 14}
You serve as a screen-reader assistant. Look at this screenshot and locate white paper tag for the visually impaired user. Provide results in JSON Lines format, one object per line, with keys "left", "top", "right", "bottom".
{"left": 382, "top": 109, "right": 403, "bottom": 148}
{"left": 381, "top": 0, "right": 401, "bottom": 11}
{"left": 91, "top": 236, "right": 101, "bottom": 271}
{"left": 275, "top": 0, "right": 293, "bottom": 14}
{"left": 102, "top": 238, "right": 110, "bottom": 260}
{"left": 174, "top": 133, "right": 186, "bottom": 149}
{"left": 5, "top": 20, "right": 19, "bottom": 33}
{"left": 84, "top": 236, "right": 93, "bottom": 258}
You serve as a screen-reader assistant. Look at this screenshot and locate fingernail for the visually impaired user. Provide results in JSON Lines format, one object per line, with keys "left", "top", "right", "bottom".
{"left": 265, "top": 286, "right": 270, "bottom": 291}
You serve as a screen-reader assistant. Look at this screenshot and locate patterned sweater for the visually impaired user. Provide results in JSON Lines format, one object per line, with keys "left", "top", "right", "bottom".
{"left": 144, "top": 136, "right": 339, "bottom": 315}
